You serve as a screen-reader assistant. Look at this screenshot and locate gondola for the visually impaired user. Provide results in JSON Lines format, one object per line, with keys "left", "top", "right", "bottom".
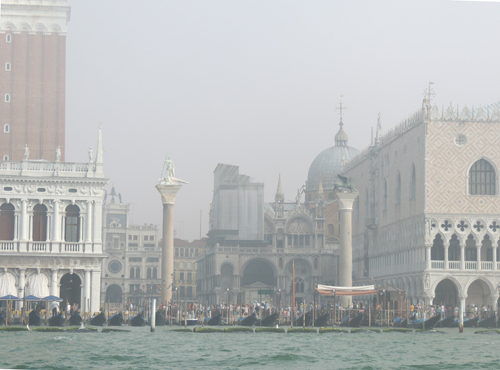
{"left": 436, "top": 316, "right": 454, "bottom": 328}
{"left": 463, "top": 316, "right": 479, "bottom": 328}
{"left": 411, "top": 314, "right": 440, "bottom": 330}
{"left": 340, "top": 313, "right": 363, "bottom": 328}
{"left": 478, "top": 315, "right": 497, "bottom": 328}
{"left": 313, "top": 313, "right": 329, "bottom": 327}
{"left": 238, "top": 312, "right": 257, "bottom": 326}
{"left": 28, "top": 310, "right": 41, "bottom": 326}
{"left": 294, "top": 311, "right": 312, "bottom": 327}
{"left": 0, "top": 313, "right": 5, "bottom": 325}
{"left": 68, "top": 312, "right": 83, "bottom": 326}
{"left": 155, "top": 310, "right": 165, "bottom": 326}
{"left": 255, "top": 312, "right": 279, "bottom": 327}
{"left": 89, "top": 312, "right": 106, "bottom": 326}
{"left": 48, "top": 313, "right": 65, "bottom": 326}
{"left": 108, "top": 312, "right": 124, "bottom": 326}
{"left": 206, "top": 314, "right": 221, "bottom": 326}
{"left": 130, "top": 312, "right": 145, "bottom": 327}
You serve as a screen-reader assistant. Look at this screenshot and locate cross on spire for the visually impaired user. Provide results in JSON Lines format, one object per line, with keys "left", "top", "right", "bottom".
{"left": 335, "top": 95, "right": 348, "bottom": 126}
{"left": 423, "top": 82, "right": 435, "bottom": 101}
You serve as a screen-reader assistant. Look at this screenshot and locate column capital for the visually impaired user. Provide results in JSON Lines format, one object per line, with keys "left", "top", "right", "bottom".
{"left": 333, "top": 190, "right": 359, "bottom": 210}
{"left": 156, "top": 184, "right": 183, "bottom": 205}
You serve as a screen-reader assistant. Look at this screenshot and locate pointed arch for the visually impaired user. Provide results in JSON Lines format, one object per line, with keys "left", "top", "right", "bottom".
{"left": 468, "top": 158, "right": 497, "bottom": 195}
{"left": 395, "top": 171, "right": 401, "bottom": 205}
{"left": 410, "top": 163, "right": 416, "bottom": 200}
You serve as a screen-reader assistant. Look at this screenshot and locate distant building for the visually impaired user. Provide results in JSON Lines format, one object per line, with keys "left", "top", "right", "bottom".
{"left": 343, "top": 96, "right": 500, "bottom": 310}
{"left": 173, "top": 238, "right": 206, "bottom": 305}
{"left": 197, "top": 163, "right": 341, "bottom": 306}
{"left": 0, "top": 130, "right": 106, "bottom": 314}
{"left": 101, "top": 188, "right": 161, "bottom": 309}
{"left": 0, "top": 0, "right": 70, "bottom": 162}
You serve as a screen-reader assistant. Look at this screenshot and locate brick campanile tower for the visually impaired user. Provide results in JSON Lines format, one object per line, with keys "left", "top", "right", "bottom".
{"left": 0, "top": 0, "right": 70, "bottom": 162}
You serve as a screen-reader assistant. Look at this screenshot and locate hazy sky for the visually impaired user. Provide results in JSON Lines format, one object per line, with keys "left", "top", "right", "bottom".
{"left": 65, "top": 0, "right": 500, "bottom": 240}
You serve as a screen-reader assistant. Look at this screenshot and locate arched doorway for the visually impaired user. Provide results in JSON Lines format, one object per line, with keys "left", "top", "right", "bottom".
{"left": 434, "top": 279, "right": 458, "bottom": 307}
{"left": 220, "top": 263, "right": 234, "bottom": 290}
{"left": 467, "top": 279, "right": 492, "bottom": 307}
{"left": 105, "top": 284, "right": 122, "bottom": 303}
{"left": 60, "top": 273, "right": 81, "bottom": 308}
{"left": 242, "top": 260, "right": 275, "bottom": 286}
{"left": 0, "top": 203, "right": 15, "bottom": 241}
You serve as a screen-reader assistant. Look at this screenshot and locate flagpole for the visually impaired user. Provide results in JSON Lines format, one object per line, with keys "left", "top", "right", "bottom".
{"left": 292, "top": 260, "right": 295, "bottom": 328}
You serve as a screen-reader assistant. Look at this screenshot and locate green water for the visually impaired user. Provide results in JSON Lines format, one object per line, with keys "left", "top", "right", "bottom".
{"left": 1, "top": 327, "right": 499, "bottom": 369}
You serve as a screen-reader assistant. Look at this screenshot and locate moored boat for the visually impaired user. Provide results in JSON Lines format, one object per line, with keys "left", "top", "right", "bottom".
{"left": 89, "top": 312, "right": 106, "bottom": 326}
{"left": 68, "top": 313, "right": 82, "bottom": 326}
{"left": 238, "top": 312, "right": 257, "bottom": 326}
{"left": 48, "top": 313, "right": 65, "bottom": 326}
{"left": 340, "top": 313, "right": 363, "bottom": 328}
{"left": 256, "top": 312, "right": 279, "bottom": 327}
{"left": 130, "top": 312, "right": 145, "bottom": 327}
{"left": 478, "top": 315, "right": 496, "bottom": 328}
{"left": 463, "top": 316, "right": 479, "bottom": 328}
{"left": 436, "top": 316, "right": 454, "bottom": 328}
{"left": 411, "top": 315, "right": 440, "bottom": 330}
{"left": 108, "top": 312, "right": 124, "bottom": 326}
{"left": 313, "top": 313, "right": 329, "bottom": 327}
{"left": 155, "top": 309, "right": 165, "bottom": 326}
{"left": 293, "top": 311, "right": 312, "bottom": 327}
{"left": 206, "top": 314, "right": 221, "bottom": 326}
{"left": 28, "top": 309, "right": 41, "bottom": 326}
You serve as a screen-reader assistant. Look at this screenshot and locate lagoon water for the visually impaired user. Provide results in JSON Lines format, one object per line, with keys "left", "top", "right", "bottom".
{"left": 1, "top": 327, "right": 499, "bottom": 370}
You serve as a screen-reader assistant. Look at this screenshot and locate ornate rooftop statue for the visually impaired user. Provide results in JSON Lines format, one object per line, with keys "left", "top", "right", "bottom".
{"left": 158, "top": 156, "right": 188, "bottom": 185}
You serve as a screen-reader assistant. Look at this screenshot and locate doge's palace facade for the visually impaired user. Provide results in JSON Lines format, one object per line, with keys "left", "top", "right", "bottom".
{"left": 0, "top": 129, "right": 107, "bottom": 314}
{"left": 344, "top": 96, "right": 500, "bottom": 312}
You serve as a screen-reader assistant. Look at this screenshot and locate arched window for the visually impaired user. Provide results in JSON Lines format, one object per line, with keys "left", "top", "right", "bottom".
{"left": 395, "top": 172, "right": 401, "bottom": 205}
{"left": 6, "top": 34, "right": 12, "bottom": 43}
{"left": 327, "top": 224, "right": 334, "bottom": 235}
{"left": 65, "top": 205, "right": 80, "bottom": 242}
{"left": 147, "top": 268, "right": 152, "bottom": 279}
{"left": 279, "top": 257, "right": 283, "bottom": 269}
{"left": 5, "top": 94, "right": 10, "bottom": 103}
{"left": 136, "top": 267, "right": 141, "bottom": 279}
{"left": 5, "top": 62, "right": 11, "bottom": 71}
{"left": 382, "top": 180, "right": 388, "bottom": 212}
{"left": 130, "top": 267, "right": 135, "bottom": 279}
{"left": 469, "top": 159, "right": 496, "bottom": 195}
{"left": 410, "top": 164, "right": 416, "bottom": 200}
{"left": 152, "top": 267, "right": 158, "bottom": 279}
{"left": 3, "top": 124, "right": 9, "bottom": 133}
{"left": 294, "top": 277, "right": 305, "bottom": 293}
{"left": 0, "top": 203, "right": 15, "bottom": 241}
{"left": 32, "top": 204, "right": 47, "bottom": 241}
{"left": 187, "top": 286, "right": 193, "bottom": 298}
{"left": 314, "top": 258, "right": 318, "bottom": 270}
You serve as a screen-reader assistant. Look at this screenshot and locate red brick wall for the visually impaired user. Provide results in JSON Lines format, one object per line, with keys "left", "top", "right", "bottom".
{"left": 0, "top": 31, "right": 66, "bottom": 161}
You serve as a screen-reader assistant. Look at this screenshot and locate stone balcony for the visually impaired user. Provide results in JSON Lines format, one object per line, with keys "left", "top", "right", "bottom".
{"left": 0, "top": 240, "right": 102, "bottom": 254}
{"left": 430, "top": 260, "right": 500, "bottom": 271}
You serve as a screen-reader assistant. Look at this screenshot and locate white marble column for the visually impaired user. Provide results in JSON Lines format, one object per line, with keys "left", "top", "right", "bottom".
{"left": 425, "top": 244, "right": 432, "bottom": 270}
{"left": 20, "top": 199, "right": 28, "bottom": 241}
{"left": 460, "top": 244, "right": 465, "bottom": 270}
{"left": 476, "top": 246, "right": 481, "bottom": 270}
{"left": 52, "top": 201, "right": 60, "bottom": 242}
{"left": 84, "top": 270, "right": 91, "bottom": 313}
{"left": 17, "top": 268, "right": 26, "bottom": 310}
{"left": 458, "top": 295, "right": 466, "bottom": 333}
{"left": 156, "top": 183, "right": 183, "bottom": 306}
{"left": 333, "top": 190, "right": 359, "bottom": 309}
{"left": 493, "top": 246, "right": 497, "bottom": 270}
{"left": 50, "top": 269, "right": 59, "bottom": 296}
{"left": 85, "top": 201, "right": 92, "bottom": 243}
{"left": 91, "top": 270, "right": 101, "bottom": 314}
{"left": 93, "top": 201, "right": 103, "bottom": 252}
{"left": 444, "top": 241, "right": 449, "bottom": 270}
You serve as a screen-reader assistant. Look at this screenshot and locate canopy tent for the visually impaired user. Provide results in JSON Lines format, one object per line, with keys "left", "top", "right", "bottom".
{"left": 42, "top": 295, "right": 63, "bottom": 302}
{"left": 0, "top": 294, "right": 19, "bottom": 300}
{"left": 23, "top": 295, "right": 41, "bottom": 301}
{"left": 316, "top": 284, "right": 378, "bottom": 296}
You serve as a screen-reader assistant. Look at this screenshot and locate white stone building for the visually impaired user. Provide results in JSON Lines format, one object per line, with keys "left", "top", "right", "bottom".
{"left": 100, "top": 188, "right": 161, "bottom": 309}
{"left": 343, "top": 96, "right": 500, "bottom": 311}
{"left": 0, "top": 130, "right": 107, "bottom": 314}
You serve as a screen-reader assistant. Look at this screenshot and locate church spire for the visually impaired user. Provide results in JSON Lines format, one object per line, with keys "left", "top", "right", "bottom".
{"left": 275, "top": 174, "right": 284, "bottom": 201}
{"left": 334, "top": 95, "right": 349, "bottom": 146}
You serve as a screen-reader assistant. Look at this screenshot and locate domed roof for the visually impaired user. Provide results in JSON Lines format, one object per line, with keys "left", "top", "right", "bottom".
{"left": 306, "top": 121, "right": 360, "bottom": 191}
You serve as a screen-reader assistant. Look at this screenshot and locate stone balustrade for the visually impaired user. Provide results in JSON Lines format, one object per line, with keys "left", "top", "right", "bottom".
{"left": 0, "top": 241, "right": 100, "bottom": 254}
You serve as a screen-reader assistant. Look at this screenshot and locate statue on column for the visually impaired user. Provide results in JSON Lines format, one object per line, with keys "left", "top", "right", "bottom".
{"left": 88, "top": 147, "right": 94, "bottom": 162}
{"left": 333, "top": 174, "right": 357, "bottom": 192}
{"left": 23, "top": 144, "right": 30, "bottom": 161}
{"left": 55, "top": 146, "right": 61, "bottom": 162}
{"left": 159, "top": 156, "right": 188, "bottom": 185}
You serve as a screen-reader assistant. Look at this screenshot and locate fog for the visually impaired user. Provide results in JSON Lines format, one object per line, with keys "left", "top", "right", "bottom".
{"left": 65, "top": 0, "right": 500, "bottom": 240}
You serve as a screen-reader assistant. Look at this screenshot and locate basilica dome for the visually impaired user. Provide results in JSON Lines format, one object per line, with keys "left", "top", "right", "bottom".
{"left": 306, "top": 122, "right": 360, "bottom": 191}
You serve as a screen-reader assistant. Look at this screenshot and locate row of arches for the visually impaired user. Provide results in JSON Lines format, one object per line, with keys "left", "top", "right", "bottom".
{"left": 431, "top": 234, "right": 500, "bottom": 262}
{"left": 0, "top": 203, "right": 81, "bottom": 242}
